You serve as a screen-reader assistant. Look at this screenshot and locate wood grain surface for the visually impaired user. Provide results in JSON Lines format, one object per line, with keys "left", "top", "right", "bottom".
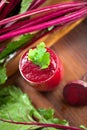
{"left": 8, "top": 18, "right": 87, "bottom": 128}
{"left": 44, "top": 18, "right": 87, "bottom": 127}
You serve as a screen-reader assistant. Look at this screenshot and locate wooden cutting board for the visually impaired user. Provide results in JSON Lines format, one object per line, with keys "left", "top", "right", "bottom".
{"left": 6, "top": 18, "right": 87, "bottom": 128}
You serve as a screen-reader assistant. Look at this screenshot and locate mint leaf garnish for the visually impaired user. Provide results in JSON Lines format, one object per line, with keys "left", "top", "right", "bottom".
{"left": 28, "top": 42, "right": 50, "bottom": 69}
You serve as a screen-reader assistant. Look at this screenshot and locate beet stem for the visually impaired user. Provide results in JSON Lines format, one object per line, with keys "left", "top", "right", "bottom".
{"left": 0, "top": 6, "right": 82, "bottom": 35}
{"left": 0, "top": 118, "right": 82, "bottom": 130}
{"left": 0, "top": 2, "right": 87, "bottom": 26}
{"left": 0, "top": 6, "right": 87, "bottom": 41}
{"left": 0, "top": 0, "right": 21, "bottom": 20}
{"left": 28, "top": 0, "right": 46, "bottom": 10}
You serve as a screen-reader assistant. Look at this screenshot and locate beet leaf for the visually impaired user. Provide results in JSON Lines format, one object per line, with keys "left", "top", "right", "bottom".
{"left": 0, "top": 34, "right": 34, "bottom": 60}
{"left": 19, "top": 0, "right": 33, "bottom": 14}
{"left": 0, "top": 65, "right": 7, "bottom": 84}
{"left": 0, "top": 85, "right": 69, "bottom": 130}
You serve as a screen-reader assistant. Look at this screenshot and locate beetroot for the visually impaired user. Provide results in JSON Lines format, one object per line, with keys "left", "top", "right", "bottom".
{"left": 63, "top": 79, "right": 87, "bottom": 106}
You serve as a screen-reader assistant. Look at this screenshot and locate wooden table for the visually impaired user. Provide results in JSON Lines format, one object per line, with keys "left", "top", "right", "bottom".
{"left": 7, "top": 18, "right": 87, "bottom": 128}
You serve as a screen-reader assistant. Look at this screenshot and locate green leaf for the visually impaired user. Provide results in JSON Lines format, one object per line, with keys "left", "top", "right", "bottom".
{"left": 48, "top": 26, "right": 54, "bottom": 31}
{"left": 40, "top": 52, "right": 50, "bottom": 69}
{"left": 38, "top": 108, "right": 69, "bottom": 126}
{"left": 19, "top": 0, "right": 33, "bottom": 14}
{"left": 0, "top": 86, "right": 34, "bottom": 121}
{"left": 0, "top": 85, "right": 69, "bottom": 130}
{"left": 28, "top": 42, "right": 50, "bottom": 69}
{"left": 38, "top": 109, "right": 54, "bottom": 120}
{"left": 80, "top": 125, "right": 87, "bottom": 130}
{"left": 0, "top": 86, "right": 40, "bottom": 130}
{"left": 0, "top": 121, "right": 30, "bottom": 130}
{"left": 0, "top": 34, "right": 33, "bottom": 60}
{"left": 0, "top": 66, "right": 7, "bottom": 85}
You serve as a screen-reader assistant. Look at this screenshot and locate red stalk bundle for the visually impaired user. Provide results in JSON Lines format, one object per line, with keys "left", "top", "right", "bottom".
{"left": 0, "top": 1, "right": 87, "bottom": 42}
{"left": 0, "top": 6, "right": 84, "bottom": 35}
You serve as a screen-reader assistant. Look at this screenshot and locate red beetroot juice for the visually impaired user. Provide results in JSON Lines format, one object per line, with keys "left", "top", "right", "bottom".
{"left": 19, "top": 47, "right": 63, "bottom": 91}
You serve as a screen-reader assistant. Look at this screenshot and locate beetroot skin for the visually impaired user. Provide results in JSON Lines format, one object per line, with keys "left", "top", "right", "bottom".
{"left": 63, "top": 80, "right": 87, "bottom": 106}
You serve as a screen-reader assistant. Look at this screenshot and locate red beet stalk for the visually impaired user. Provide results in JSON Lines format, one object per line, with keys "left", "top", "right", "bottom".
{"left": 0, "top": 2, "right": 87, "bottom": 26}
{"left": 0, "top": 0, "right": 21, "bottom": 20}
{"left": 28, "top": 0, "right": 47, "bottom": 10}
{"left": 0, "top": 6, "right": 82, "bottom": 35}
{"left": 0, "top": 118, "right": 82, "bottom": 130}
{"left": 0, "top": 6, "right": 87, "bottom": 41}
{"left": 0, "top": 0, "right": 6, "bottom": 12}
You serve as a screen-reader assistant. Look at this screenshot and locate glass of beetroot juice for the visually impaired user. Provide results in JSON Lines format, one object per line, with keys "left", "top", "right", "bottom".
{"left": 19, "top": 42, "right": 63, "bottom": 91}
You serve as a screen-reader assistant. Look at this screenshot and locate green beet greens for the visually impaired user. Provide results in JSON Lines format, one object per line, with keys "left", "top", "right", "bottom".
{"left": 0, "top": 66, "right": 7, "bottom": 85}
{"left": 0, "top": 86, "right": 87, "bottom": 130}
{"left": 0, "top": 34, "right": 34, "bottom": 60}
{"left": 19, "top": 0, "right": 33, "bottom": 14}
{"left": 0, "top": 85, "right": 68, "bottom": 130}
